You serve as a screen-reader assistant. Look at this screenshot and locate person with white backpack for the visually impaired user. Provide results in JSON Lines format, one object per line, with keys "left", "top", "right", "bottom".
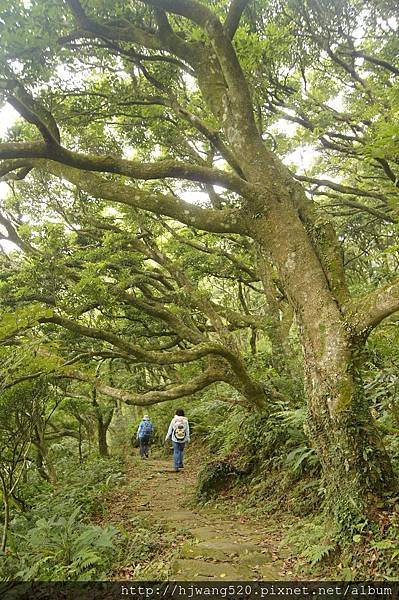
{"left": 165, "top": 408, "right": 190, "bottom": 472}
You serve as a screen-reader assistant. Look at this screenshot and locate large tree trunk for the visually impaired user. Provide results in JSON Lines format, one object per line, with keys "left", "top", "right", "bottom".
{"left": 246, "top": 181, "right": 396, "bottom": 530}
{"left": 304, "top": 332, "right": 396, "bottom": 530}
{"left": 208, "top": 75, "right": 397, "bottom": 523}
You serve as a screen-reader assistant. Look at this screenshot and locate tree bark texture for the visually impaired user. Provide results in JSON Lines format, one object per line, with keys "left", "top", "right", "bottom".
{"left": 246, "top": 181, "right": 397, "bottom": 530}
{"left": 97, "top": 417, "right": 110, "bottom": 458}
{"left": 0, "top": 476, "right": 9, "bottom": 553}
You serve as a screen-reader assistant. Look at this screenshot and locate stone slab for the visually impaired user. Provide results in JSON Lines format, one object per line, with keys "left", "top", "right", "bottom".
{"left": 172, "top": 559, "right": 255, "bottom": 580}
{"left": 256, "top": 563, "right": 283, "bottom": 579}
{"left": 181, "top": 540, "right": 261, "bottom": 559}
{"left": 152, "top": 510, "right": 201, "bottom": 522}
{"left": 191, "top": 527, "right": 226, "bottom": 540}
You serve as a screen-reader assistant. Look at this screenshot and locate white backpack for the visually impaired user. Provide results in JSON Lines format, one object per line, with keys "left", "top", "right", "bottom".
{"left": 173, "top": 418, "right": 186, "bottom": 441}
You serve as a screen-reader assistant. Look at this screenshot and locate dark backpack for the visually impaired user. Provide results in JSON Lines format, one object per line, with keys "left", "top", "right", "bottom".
{"left": 140, "top": 420, "right": 153, "bottom": 437}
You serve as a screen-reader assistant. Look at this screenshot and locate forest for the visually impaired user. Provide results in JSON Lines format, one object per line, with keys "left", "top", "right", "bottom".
{"left": 0, "top": 0, "right": 398, "bottom": 586}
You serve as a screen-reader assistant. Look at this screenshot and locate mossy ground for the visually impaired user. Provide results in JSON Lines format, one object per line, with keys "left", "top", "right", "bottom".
{"left": 97, "top": 449, "right": 287, "bottom": 580}
{"left": 95, "top": 445, "right": 398, "bottom": 581}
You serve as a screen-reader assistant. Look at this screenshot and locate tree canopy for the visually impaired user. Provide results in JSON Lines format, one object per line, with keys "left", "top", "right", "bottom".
{"left": 1, "top": 0, "right": 399, "bottom": 533}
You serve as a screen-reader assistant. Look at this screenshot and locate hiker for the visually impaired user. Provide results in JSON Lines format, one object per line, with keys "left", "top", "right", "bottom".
{"left": 165, "top": 408, "right": 190, "bottom": 472}
{"left": 136, "top": 414, "right": 154, "bottom": 459}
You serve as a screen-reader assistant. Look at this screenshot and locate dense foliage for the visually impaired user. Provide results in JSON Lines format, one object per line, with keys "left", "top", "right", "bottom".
{"left": 0, "top": 0, "right": 398, "bottom": 580}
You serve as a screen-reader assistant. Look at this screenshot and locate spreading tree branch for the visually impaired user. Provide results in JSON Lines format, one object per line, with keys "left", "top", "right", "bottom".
{"left": 224, "top": 0, "right": 251, "bottom": 39}
{"left": 345, "top": 278, "right": 399, "bottom": 334}
{"left": 30, "top": 159, "right": 245, "bottom": 234}
{"left": 0, "top": 79, "right": 60, "bottom": 145}
{"left": 60, "top": 363, "right": 225, "bottom": 406}
{"left": 0, "top": 142, "right": 249, "bottom": 195}
{"left": 40, "top": 313, "right": 234, "bottom": 364}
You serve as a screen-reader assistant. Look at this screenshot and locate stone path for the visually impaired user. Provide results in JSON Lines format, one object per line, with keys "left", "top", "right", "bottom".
{"left": 129, "top": 457, "right": 285, "bottom": 581}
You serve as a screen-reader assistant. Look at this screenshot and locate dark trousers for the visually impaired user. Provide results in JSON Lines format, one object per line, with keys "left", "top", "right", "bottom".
{"left": 172, "top": 441, "right": 185, "bottom": 469}
{"left": 139, "top": 435, "right": 150, "bottom": 457}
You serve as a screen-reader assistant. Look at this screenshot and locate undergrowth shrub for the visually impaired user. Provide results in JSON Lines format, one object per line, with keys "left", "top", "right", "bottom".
{"left": 116, "top": 515, "right": 192, "bottom": 579}
{"left": 285, "top": 510, "right": 399, "bottom": 579}
{"left": 14, "top": 505, "right": 117, "bottom": 580}
{"left": 1, "top": 456, "right": 124, "bottom": 580}
{"left": 284, "top": 515, "right": 338, "bottom": 572}
{"left": 109, "top": 406, "right": 139, "bottom": 456}
{"left": 56, "top": 456, "right": 125, "bottom": 516}
{"left": 192, "top": 395, "right": 321, "bottom": 510}
{"left": 196, "top": 458, "right": 246, "bottom": 502}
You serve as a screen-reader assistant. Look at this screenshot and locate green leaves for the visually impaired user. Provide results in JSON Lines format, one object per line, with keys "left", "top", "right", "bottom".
{"left": 1, "top": 456, "right": 124, "bottom": 580}
{"left": 15, "top": 505, "right": 118, "bottom": 580}
{"left": 0, "top": 304, "right": 53, "bottom": 341}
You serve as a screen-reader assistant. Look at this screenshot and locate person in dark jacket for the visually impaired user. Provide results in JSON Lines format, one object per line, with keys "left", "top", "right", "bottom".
{"left": 136, "top": 415, "right": 154, "bottom": 459}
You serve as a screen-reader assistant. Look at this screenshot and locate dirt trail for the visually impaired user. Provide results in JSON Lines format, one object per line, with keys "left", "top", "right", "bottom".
{"left": 108, "top": 455, "right": 290, "bottom": 581}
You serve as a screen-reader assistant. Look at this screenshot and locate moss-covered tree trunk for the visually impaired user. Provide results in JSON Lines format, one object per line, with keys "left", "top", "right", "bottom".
{"left": 243, "top": 179, "right": 396, "bottom": 531}
{"left": 97, "top": 417, "right": 109, "bottom": 458}
{"left": 92, "top": 382, "right": 114, "bottom": 458}
{"left": 303, "top": 333, "right": 396, "bottom": 530}
{"left": 33, "top": 425, "right": 57, "bottom": 484}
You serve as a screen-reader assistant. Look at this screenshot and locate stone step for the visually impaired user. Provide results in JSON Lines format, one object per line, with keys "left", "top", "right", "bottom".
{"left": 151, "top": 509, "right": 203, "bottom": 522}
{"left": 190, "top": 526, "right": 226, "bottom": 540}
{"left": 180, "top": 540, "right": 272, "bottom": 562}
{"left": 172, "top": 558, "right": 255, "bottom": 580}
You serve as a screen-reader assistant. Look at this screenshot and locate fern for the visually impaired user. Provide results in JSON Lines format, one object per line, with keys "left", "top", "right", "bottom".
{"left": 283, "top": 516, "right": 338, "bottom": 571}
{"left": 15, "top": 506, "right": 117, "bottom": 580}
{"left": 301, "top": 542, "right": 335, "bottom": 565}
{"left": 285, "top": 446, "right": 318, "bottom": 473}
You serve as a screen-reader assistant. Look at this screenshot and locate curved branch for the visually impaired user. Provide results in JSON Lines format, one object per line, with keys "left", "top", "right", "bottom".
{"left": 153, "top": 7, "right": 196, "bottom": 61}
{"left": 340, "top": 49, "right": 399, "bottom": 77}
{"left": 118, "top": 289, "right": 202, "bottom": 344}
{"left": 66, "top": 0, "right": 162, "bottom": 50}
{"left": 61, "top": 363, "right": 224, "bottom": 406}
{"left": 65, "top": 0, "right": 196, "bottom": 63}
{"left": 0, "top": 160, "right": 32, "bottom": 181}
{"left": 331, "top": 200, "right": 394, "bottom": 224}
{"left": 141, "top": 0, "right": 259, "bottom": 144}
{"left": 345, "top": 278, "right": 399, "bottom": 334}
{"left": 40, "top": 314, "right": 233, "bottom": 365}
{"left": 224, "top": 0, "right": 251, "bottom": 39}
{"left": 0, "top": 154, "right": 246, "bottom": 234}
{"left": 27, "top": 159, "right": 246, "bottom": 234}
{"left": 294, "top": 174, "right": 388, "bottom": 203}
{"left": 375, "top": 157, "right": 399, "bottom": 189}
{"left": 0, "top": 79, "right": 60, "bottom": 145}
{"left": 0, "top": 141, "right": 249, "bottom": 195}
{"left": 0, "top": 212, "right": 38, "bottom": 254}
